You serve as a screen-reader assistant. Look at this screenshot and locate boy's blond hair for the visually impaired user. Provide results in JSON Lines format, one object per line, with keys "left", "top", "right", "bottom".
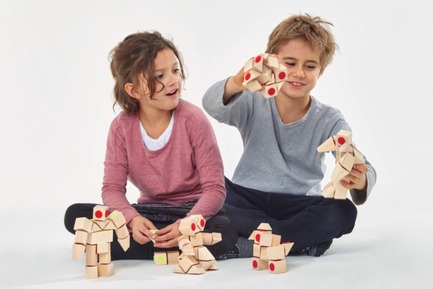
{"left": 266, "top": 14, "right": 338, "bottom": 72}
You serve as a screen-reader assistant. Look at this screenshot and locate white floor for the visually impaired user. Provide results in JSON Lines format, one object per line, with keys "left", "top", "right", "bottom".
{"left": 2, "top": 199, "right": 432, "bottom": 289}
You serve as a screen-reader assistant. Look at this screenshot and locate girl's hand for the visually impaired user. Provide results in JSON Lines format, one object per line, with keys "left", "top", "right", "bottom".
{"left": 341, "top": 164, "right": 368, "bottom": 191}
{"left": 153, "top": 223, "right": 180, "bottom": 249}
{"left": 127, "top": 215, "right": 158, "bottom": 244}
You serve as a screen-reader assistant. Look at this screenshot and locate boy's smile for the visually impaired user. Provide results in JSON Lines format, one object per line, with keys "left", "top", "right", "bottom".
{"left": 277, "top": 38, "right": 322, "bottom": 101}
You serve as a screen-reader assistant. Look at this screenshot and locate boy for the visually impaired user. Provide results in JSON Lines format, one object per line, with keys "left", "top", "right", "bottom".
{"left": 202, "top": 14, "right": 377, "bottom": 257}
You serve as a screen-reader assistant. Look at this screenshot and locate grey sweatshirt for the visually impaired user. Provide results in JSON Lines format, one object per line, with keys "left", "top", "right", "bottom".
{"left": 202, "top": 79, "right": 376, "bottom": 205}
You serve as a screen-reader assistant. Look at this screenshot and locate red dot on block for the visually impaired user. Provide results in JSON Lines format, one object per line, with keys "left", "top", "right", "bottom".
{"left": 200, "top": 219, "right": 205, "bottom": 227}
{"left": 191, "top": 223, "right": 196, "bottom": 231}
{"left": 278, "top": 71, "right": 286, "bottom": 80}
{"left": 268, "top": 88, "right": 276, "bottom": 96}
{"left": 337, "top": 137, "right": 346, "bottom": 145}
{"left": 252, "top": 260, "right": 258, "bottom": 268}
{"left": 95, "top": 210, "right": 102, "bottom": 218}
{"left": 255, "top": 234, "right": 261, "bottom": 242}
{"left": 269, "top": 263, "right": 275, "bottom": 271}
{"left": 255, "top": 55, "right": 262, "bottom": 63}
{"left": 245, "top": 72, "right": 251, "bottom": 81}
{"left": 105, "top": 210, "right": 109, "bottom": 217}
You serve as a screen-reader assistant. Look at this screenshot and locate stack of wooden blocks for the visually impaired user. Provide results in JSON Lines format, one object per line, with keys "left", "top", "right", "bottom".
{"left": 242, "top": 53, "right": 288, "bottom": 98}
{"left": 249, "top": 223, "right": 294, "bottom": 274}
{"left": 317, "top": 129, "right": 365, "bottom": 199}
{"left": 172, "top": 214, "right": 222, "bottom": 274}
{"left": 72, "top": 205, "right": 130, "bottom": 279}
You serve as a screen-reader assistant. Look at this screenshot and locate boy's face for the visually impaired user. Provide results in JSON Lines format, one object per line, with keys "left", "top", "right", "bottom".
{"left": 277, "top": 38, "right": 322, "bottom": 101}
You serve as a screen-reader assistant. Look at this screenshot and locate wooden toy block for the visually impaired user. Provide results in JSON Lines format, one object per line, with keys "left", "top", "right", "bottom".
{"left": 173, "top": 265, "right": 185, "bottom": 274}
{"left": 197, "top": 247, "right": 215, "bottom": 261}
{"left": 93, "top": 205, "right": 109, "bottom": 221}
{"left": 97, "top": 242, "right": 109, "bottom": 254}
{"left": 271, "top": 234, "right": 282, "bottom": 246}
{"left": 115, "top": 224, "right": 129, "bottom": 239}
{"left": 74, "top": 217, "right": 93, "bottom": 232}
{"left": 167, "top": 251, "right": 179, "bottom": 264}
{"left": 85, "top": 266, "right": 98, "bottom": 279}
{"left": 187, "top": 264, "right": 206, "bottom": 275}
{"left": 87, "top": 230, "right": 113, "bottom": 244}
{"left": 86, "top": 244, "right": 97, "bottom": 266}
{"left": 267, "top": 245, "right": 285, "bottom": 260}
{"left": 269, "top": 259, "right": 286, "bottom": 274}
{"left": 108, "top": 210, "right": 126, "bottom": 228}
{"left": 74, "top": 230, "right": 88, "bottom": 244}
{"left": 73, "top": 243, "right": 85, "bottom": 260}
{"left": 317, "top": 130, "right": 365, "bottom": 199}
{"left": 258, "top": 232, "right": 273, "bottom": 246}
{"left": 253, "top": 243, "right": 261, "bottom": 258}
{"left": 99, "top": 250, "right": 111, "bottom": 264}
{"left": 243, "top": 79, "right": 262, "bottom": 92}
{"left": 257, "top": 223, "right": 272, "bottom": 231}
{"left": 252, "top": 257, "right": 268, "bottom": 271}
{"left": 118, "top": 235, "right": 130, "bottom": 251}
{"left": 189, "top": 233, "right": 204, "bottom": 247}
{"left": 244, "top": 69, "right": 261, "bottom": 83}
{"left": 98, "top": 263, "right": 114, "bottom": 277}
{"left": 179, "top": 238, "right": 195, "bottom": 256}
{"left": 179, "top": 255, "right": 198, "bottom": 273}
{"left": 154, "top": 252, "right": 168, "bottom": 265}
{"left": 259, "top": 246, "right": 268, "bottom": 260}
{"left": 265, "top": 54, "right": 279, "bottom": 68}
{"left": 282, "top": 242, "right": 294, "bottom": 255}
{"left": 179, "top": 218, "right": 199, "bottom": 235}
{"left": 199, "top": 260, "right": 216, "bottom": 271}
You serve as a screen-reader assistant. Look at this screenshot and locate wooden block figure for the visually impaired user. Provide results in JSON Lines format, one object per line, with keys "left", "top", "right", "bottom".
{"left": 173, "top": 215, "right": 221, "bottom": 275}
{"left": 242, "top": 53, "right": 288, "bottom": 98}
{"left": 72, "top": 205, "right": 130, "bottom": 279}
{"left": 248, "top": 223, "right": 294, "bottom": 274}
{"left": 317, "top": 130, "right": 365, "bottom": 199}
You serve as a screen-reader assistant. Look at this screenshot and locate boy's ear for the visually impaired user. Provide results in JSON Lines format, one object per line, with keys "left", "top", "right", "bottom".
{"left": 124, "top": 83, "right": 141, "bottom": 100}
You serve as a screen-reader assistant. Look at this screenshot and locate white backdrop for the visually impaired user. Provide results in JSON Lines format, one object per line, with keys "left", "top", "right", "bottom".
{"left": 1, "top": 0, "right": 432, "bottom": 274}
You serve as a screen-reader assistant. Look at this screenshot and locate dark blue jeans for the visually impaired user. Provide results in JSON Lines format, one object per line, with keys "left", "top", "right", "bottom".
{"left": 223, "top": 177, "right": 357, "bottom": 252}
{"left": 64, "top": 202, "right": 238, "bottom": 260}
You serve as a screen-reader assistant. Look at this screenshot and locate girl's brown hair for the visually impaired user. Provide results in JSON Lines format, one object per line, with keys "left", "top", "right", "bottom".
{"left": 109, "top": 31, "right": 186, "bottom": 114}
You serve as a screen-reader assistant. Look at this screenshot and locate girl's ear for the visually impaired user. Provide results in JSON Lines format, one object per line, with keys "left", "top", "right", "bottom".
{"left": 124, "top": 83, "right": 141, "bottom": 100}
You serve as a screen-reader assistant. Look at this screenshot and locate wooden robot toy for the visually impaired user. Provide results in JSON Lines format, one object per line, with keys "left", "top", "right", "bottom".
{"left": 173, "top": 214, "right": 221, "bottom": 275}
{"left": 72, "top": 205, "right": 130, "bottom": 278}
{"left": 242, "top": 53, "right": 289, "bottom": 98}
{"left": 317, "top": 130, "right": 365, "bottom": 199}
{"left": 249, "top": 223, "right": 294, "bottom": 274}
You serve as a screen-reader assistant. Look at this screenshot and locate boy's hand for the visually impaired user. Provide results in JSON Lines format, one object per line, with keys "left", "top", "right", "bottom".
{"left": 153, "top": 223, "right": 180, "bottom": 249}
{"left": 128, "top": 215, "right": 158, "bottom": 245}
{"left": 341, "top": 164, "right": 368, "bottom": 191}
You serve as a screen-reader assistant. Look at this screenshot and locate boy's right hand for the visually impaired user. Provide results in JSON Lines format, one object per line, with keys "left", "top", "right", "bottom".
{"left": 128, "top": 215, "right": 158, "bottom": 244}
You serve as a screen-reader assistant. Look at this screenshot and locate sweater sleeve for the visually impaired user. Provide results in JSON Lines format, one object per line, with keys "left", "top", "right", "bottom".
{"left": 101, "top": 117, "right": 140, "bottom": 224}
{"left": 184, "top": 108, "right": 226, "bottom": 221}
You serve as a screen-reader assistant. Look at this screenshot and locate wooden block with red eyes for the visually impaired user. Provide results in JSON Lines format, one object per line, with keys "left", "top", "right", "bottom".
{"left": 242, "top": 53, "right": 288, "bottom": 98}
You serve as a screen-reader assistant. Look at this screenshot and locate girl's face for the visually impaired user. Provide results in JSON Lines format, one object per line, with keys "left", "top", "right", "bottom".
{"left": 277, "top": 38, "right": 322, "bottom": 101}
{"left": 137, "top": 48, "right": 183, "bottom": 112}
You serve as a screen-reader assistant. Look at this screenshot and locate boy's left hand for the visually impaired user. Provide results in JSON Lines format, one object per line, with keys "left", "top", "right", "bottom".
{"left": 153, "top": 223, "right": 180, "bottom": 248}
{"left": 341, "top": 164, "right": 368, "bottom": 191}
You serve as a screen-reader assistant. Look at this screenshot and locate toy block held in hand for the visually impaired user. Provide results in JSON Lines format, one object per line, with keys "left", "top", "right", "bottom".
{"left": 242, "top": 53, "right": 288, "bottom": 98}
{"left": 317, "top": 130, "right": 366, "bottom": 199}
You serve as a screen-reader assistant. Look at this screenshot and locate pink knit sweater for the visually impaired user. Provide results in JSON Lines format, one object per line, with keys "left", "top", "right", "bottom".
{"left": 101, "top": 100, "right": 226, "bottom": 224}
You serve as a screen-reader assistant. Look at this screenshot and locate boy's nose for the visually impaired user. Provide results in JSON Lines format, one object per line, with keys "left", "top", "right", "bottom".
{"left": 292, "top": 66, "right": 305, "bottom": 78}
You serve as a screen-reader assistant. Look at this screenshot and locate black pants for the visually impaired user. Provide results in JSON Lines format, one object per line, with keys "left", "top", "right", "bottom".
{"left": 223, "top": 177, "right": 358, "bottom": 253}
{"left": 64, "top": 203, "right": 238, "bottom": 260}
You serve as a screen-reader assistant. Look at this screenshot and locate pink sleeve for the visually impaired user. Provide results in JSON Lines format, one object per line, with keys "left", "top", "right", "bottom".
{"left": 185, "top": 110, "right": 226, "bottom": 220}
{"left": 101, "top": 118, "right": 140, "bottom": 224}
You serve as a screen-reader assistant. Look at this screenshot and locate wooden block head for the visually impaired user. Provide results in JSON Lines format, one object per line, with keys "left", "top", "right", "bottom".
{"left": 93, "top": 205, "right": 109, "bottom": 221}
{"left": 335, "top": 130, "right": 352, "bottom": 147}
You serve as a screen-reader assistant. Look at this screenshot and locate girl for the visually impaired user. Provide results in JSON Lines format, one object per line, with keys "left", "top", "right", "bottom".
{"left": 65, "top": 31, "right": 237, "bottom": 259}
